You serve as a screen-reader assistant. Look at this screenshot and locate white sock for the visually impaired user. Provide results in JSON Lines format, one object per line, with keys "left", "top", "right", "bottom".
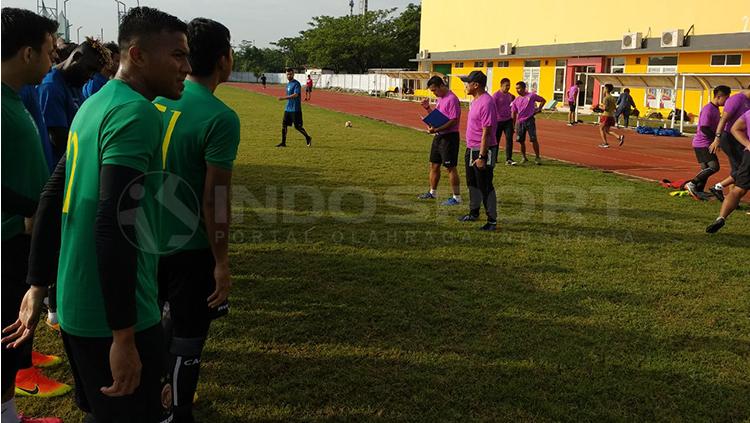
{"left": 1, "top": 399, "right": 20, "bottom": 423}
{"left": 714, "top": 183, "right": 723, "bottom": 190}
{"left": 453, "top": 194, "right": 462, "bottom": 201}
{"left": 429, "top": 189, "right": 437, "bottom": 196}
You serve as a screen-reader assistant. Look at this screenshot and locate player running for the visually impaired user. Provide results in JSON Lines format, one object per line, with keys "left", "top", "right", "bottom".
{"left": 597, "top": 84, "right": 625, "bottom": 148}
{"left": 153, "top": 17, "right": 240, "bottom": 423}
{"left": 1, "top": 8, "right": 66, "bottom": 423}
{"left": 277, "top": 68, "right": 312, "bottom": 147}
{"left": 706, "top": 109, "right": 750, "bottom": 233}
{"left": 3, "top": 7, "right": 191, "bottom": 422}
{"left": 708, "top": 86, "right": 750, "bottom": 201}
{"left": 684, "top": 86, "right": 730, "bottom": 200}
{"left": 418, "top": 75, "right": 462, "bottom": 205}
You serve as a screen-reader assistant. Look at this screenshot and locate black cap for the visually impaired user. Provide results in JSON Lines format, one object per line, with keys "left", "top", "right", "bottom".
{"left": 460, "top": 70, "right": 487, "bottom": 86}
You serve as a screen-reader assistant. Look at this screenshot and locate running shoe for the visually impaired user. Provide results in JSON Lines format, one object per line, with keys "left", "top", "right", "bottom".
{"left": 710, "top": 187, "right": 725, "bottom": 202}
{"left": 505, "top": 159, "right": 517, "bottom": 166}
{"left": 684, "top": 182, "right": 703, "bottom": 201}
{"left": 520, "top": 157, "right": 529, "bottom": 164}
{"left": 479, "top": 221, "right": 497, "bottom": 231}
{"left": 706, "top": 217, "right": 726, "bottom": 234}
{"left": 18, "top": 415, "right": 63, "bottom": 423}
{"left": 598, "top": 143, "right": 610, "bottom": 148}
{"left": 31, "top": 351, "right": 62, "bottom": 369}
{"left": 275, "top": 142, "right": 286, "bottom": 148}
{"left": 618, "top": 135, "right": 625, "bottom": 146}
{"left": 417, "top": 192, "right": 436, "bottom": 200}
{"left": 566, "top": 123, "right": 574, "bottom": 127}
{"left": 441, "top": 197, "right": 461, "bottom": 206}
{"left": 457, "top": 214, "right": 478, "bottom": 222}
{"left": 306, "top": 137, "right": 312, "bottom": 147}
{"left": 15, "top": 368, "right": 71, "bottom": 398}
{"left": 535, "top": 157, "right": 542, "bottom": 166}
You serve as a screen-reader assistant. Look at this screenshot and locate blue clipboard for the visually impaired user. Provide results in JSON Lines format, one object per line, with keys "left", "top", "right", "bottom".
{"left": 422, "top": 109, "right": 451, "bottom": 128}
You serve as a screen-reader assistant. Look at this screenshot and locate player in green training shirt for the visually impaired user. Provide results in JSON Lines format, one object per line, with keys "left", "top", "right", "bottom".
{"left": 3, "top": 7, "right": 191, "bottom": 422}
{"left": 153, "top": 18, "right": 240, "bottom": 423}
{"left": 0, "top": 8, "right": 64, "bottom": 423}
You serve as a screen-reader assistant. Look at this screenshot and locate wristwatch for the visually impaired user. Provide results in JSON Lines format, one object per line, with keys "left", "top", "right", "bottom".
{"left": 477, "top": 154, "right": 486, "bottom": 160}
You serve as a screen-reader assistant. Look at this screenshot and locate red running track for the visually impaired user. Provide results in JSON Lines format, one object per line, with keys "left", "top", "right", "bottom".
{"left": 228, "top": 82, "right": 731, "bottom": 184}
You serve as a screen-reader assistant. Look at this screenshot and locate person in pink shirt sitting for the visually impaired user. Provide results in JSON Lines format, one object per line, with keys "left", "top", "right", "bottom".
{"left": 493, "top": 78, "right": 516, "bottom": 166}
{"left": 567, "top": 80, "right": 582, "bottom": 126}
{"left": 706, "top": 109, "right": 750, "bottom": 233}
{"left": 458, "top": 71, "right": 498, "bottom": 231}
{"left": 511, "top": 81, "right": 546, "bottom": 165}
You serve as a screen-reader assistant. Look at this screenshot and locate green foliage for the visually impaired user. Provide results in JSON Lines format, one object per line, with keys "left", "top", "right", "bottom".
{"left": 233, "top": 4, "right": 421, "bottom": 74}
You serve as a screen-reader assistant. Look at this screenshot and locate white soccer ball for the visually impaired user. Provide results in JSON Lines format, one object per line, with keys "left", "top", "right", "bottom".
{"left": 345, "top": 121, "right": 353, "bottom": 128}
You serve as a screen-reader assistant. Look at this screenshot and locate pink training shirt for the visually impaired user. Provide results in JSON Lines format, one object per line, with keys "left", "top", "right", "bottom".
{"left": 511, "top": 92, "right": 546, "bottom": 123}
{"left": 742, "top": 110, "right": 750, "bottom": 150}
{"left": 435, "top": 90, "right": 461, "bottom": 134}
{"left": 466, "top": 92, "right": 498, "bottom": 149}
{"left": 567, "top": 85, "right": 579, "bottom": 103}
{"left": 723, "top": 92, "right": 750, "bottom": 132}
{"left": 492, "top": 90, "right": 514, "bottom": 122}
{"left": 693, "top": 102, "right": 721, "bottom": 148}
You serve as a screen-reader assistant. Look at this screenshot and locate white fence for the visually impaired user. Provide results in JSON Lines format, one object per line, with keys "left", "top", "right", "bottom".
{"left": 230, "top": 72, "right": 402, "bottom": 94}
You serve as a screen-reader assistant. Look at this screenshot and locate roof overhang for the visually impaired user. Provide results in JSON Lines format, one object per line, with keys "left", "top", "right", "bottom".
{"left": 587, "top": 72, "right": 750, "bottom": 90}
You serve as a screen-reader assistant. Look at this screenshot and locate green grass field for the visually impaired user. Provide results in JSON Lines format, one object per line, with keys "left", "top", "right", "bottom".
{"left": 21, "top": 85, "right": 750, "bottom": 422}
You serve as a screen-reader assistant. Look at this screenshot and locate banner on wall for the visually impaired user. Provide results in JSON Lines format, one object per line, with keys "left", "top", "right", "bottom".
{"left": 645, "top": 88, "right": 675, "bottom": 109}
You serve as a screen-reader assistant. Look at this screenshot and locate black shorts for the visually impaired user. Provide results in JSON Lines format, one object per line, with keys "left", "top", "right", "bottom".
{"left": 720, "top": 132, "right": 745, "bottom": 178}
{"left": 2, "top": 234, "right": 32, "bottom": 391}
{"left": 283, "top": 111, "right": 303, "bottom": 127}
{"left": 429, "top": 132, "right": 460, "bottom": 168}
{"left": 734, "top": 150, "right": 750, "bottom": 190}
{"left": 568, "top": 101, "right": 576, "bottom": 110}
{"left": 62, "top": 324, "right": 172, "bottom": 422}
{"left": 496, "top": 119, "right": 514, "bottom": 143}
{"left": 694, "top": 147, "right": 718, "bottom": 164}
{"left": 516, "top": 118, "right": 538, "bottom": 143}
{"left": 158, "top": 249, "right": 228, "bottom": 339}
{"left": 305, "top": 86, "right": 312, "bottom": 93}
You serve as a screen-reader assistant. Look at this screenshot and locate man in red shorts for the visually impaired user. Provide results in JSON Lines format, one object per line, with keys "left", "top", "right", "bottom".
{"left": 598, "top": 83, "right": 625, "bottom": 148}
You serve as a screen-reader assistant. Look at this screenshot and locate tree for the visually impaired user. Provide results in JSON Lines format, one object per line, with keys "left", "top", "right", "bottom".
{"left": 232, "top": 4, "right": 422, "bottom": 75}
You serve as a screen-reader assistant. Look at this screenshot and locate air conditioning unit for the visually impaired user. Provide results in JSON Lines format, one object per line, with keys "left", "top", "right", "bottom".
{"left": 498, "top": 43, "right": 513, "bottom": 56}
{"left": 418, "top": 49, "right": 430, "bottom": 60}
{"left": 621, "top": 32, "right": 642, "bottom": 50}
{"left": 661, "top": 29, "right": 684, "bottom": 48}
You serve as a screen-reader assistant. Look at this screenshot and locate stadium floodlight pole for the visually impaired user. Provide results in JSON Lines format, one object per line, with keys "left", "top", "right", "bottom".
{"left": 76, "top": 25, "right": 82, "bottom": 43}
{"left": 63, "top": 0, "right": 71, "bottom": 41}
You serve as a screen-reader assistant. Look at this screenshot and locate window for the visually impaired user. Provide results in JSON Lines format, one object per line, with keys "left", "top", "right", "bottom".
{"left": 497, "top": 61, "right": 509, "bottom": 68}
{"left": 608, "top": 57, "right": 625, "bottom": 74}
{"left": 455, "top": 62, "right": 464, "bottom": 68}
{"left": 556, "top": 59, "right": 567, "bottom": 66}
{"left": 553, "top": 63, "right": 567, "bottom": 102}
{"left": 711, "top": 54, "right": 742, "bottom": 66}
{"left": 486, "top": 61, "right": 494, "bottom": 68}
{"left": 524, "top": 60, "right": 541, "bottom": 67}
{"left": 647, "top": 56, "right": 677, "bottom": 74}
{"left": 474, "top": 61, "right": 484, "bottom": 67}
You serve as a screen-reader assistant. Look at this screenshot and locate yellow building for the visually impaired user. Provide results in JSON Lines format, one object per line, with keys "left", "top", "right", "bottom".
{"left": 416, "top": 0, "right": 750, "bottom": 121}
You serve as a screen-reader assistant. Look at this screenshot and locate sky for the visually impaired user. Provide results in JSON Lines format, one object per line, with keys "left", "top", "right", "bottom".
{"left": 3, "top": 0, "right": 419, "bottom": 47}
